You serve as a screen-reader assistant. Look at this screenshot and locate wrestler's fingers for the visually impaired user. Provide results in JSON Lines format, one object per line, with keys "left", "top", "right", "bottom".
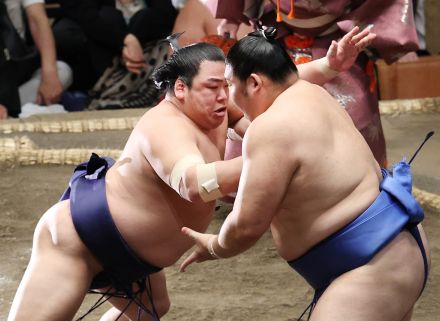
{"left": 327, "top": 40, "right": 338, "bottom": 57}
{"left": 181, "top": 227, "right": 202, "bottom": 243}
{"left": 350, "top": 29, "right": 369, "bottom": 44}
{"left": 340, "top": 26, "right": 360, "bottom": 45}
{"left": 354, "top": 33, "right": 376, "bottom": 51}
{"left": 350, "top": 25, "right": 374, "bottom": 44}
{"left": 179, "top": 251, "right": 199, "bottom": 272}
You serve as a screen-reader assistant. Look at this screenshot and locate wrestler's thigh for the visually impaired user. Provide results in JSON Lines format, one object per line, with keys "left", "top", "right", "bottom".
{"left": 39, "top": 200, "right": 102, "bottom": 268}
{"left": 310, "top": 231, "right": 425, "bottom": 321}
{"left": 106, "top": 270, "right": 170, "bottom": 320}
{"left": 8, "top": 201, "right": 99, "bottom": 321}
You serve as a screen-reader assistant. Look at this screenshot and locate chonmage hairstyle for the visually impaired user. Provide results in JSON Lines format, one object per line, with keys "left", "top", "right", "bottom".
{"left": 153, "top": 42, "right": 225, "bottom": 92}
{"left": 226, "top": 27, "right": 297, "bottom": 83}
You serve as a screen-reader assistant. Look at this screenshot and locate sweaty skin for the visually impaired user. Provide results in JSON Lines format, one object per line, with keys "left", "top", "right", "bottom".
{"left": 7, "top": 29, "right": 376, "bottom": 321}
{"left": 7, "top": 60, "right": 242, "bottom": 321}
{"left": 181, "top": 68, "right": 430, "bottom": 321}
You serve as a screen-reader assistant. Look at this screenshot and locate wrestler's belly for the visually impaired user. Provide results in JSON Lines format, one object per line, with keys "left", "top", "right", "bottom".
{"left": 271, "top": 188, "right": 381, "bottom": 262}
{"left": 106, "top": 183, "right": 214, "bottom": 268}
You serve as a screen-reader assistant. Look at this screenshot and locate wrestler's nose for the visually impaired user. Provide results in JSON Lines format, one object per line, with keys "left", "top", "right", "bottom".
{"left": 218, "top": 85, "right": 228, "bottom": 102}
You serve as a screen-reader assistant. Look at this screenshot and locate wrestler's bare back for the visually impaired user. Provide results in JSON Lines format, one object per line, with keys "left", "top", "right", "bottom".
{"left": 105, "top": 102, "right": 228, "bottom": 268}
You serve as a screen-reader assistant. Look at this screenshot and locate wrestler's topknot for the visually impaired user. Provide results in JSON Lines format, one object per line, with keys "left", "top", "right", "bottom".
{"left": 153, "top": 42, "right": 224, "bottom": 92}
{"left": 226, "top": 27, "right": 297, "bottom": 83}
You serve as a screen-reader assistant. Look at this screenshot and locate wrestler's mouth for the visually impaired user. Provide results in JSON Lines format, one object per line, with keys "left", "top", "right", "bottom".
{"left": 214, "top": 107, "right": 227, "bottom": 116}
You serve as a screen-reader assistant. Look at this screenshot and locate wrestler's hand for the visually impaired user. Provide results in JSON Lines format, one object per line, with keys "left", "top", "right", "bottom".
{"left": 179, "top": 227, "right": 217, "bottom": 272}
{"left": 326, "top": 25, "right": 376, "bottom": 72}
{"left": 217, "top": 19, "right": 240, "bottom": 39}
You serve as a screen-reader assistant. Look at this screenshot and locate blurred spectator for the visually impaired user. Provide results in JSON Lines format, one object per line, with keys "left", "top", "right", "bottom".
{"left": 413, "top": 0, "right": 430, "bottom": 56}
{"left": 399, "top": 0, "right": 430, "bottom": 62}
{"left": 208, "top": 0, "right": 421, "bottom": 167}
{"left": 171, "top": 0, "right": 252, "bottom": 49}
{"left": 53, "top": 0, "right": 178, "bottom": 92}
{"left": 0, "top": 0, "right": 72, "bottom": 119}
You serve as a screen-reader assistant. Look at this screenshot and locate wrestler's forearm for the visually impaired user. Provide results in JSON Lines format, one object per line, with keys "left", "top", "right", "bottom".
{"left": 231, "top": 116, "right": 250, "bottom": 138}
{"left": 227, "top": 101, "right": 248, "bottom": 137}
{"left": 180, "top": 157, "right": 242, "bottom": 202}
{"left": 297, "top": 57, "right": 339, "bottom": 86}
{"left": 213, "top": 210, "right": 261, "bottom": 258}
{"left": 215, "top": 156, "right": 243, "bottom": 195}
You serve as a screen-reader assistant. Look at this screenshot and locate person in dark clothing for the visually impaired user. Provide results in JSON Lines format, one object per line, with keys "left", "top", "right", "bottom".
{"left": 1, "top": 0, "right": 70, "bottom": 118}
{"left": 52, "top": 0, "right": 178, "bottom": 91}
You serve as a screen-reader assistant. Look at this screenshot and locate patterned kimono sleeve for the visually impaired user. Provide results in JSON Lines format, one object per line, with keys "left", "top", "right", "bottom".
{"left": 337, "top": 0, "right": 419, "bottom": 64}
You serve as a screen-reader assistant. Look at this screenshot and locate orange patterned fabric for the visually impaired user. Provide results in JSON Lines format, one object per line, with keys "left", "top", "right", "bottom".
{"left": 283, "top": 34, "right": 314, "bottom": 49}
{"left": 200, "top": 35, "right": 237, "bottom": 55}
{"left": 365, "top": 59, "right": 377, "bottom": 94}
{"left": 283, "top": 34, "right": 314, "bottom": 65}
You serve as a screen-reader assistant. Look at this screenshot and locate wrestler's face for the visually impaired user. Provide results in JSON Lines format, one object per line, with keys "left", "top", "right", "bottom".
{"left": 225, "top": 64, "right": 253, "bottom": 120}
{"left": 185, "top": 60, "right": 229, "bottom": 130}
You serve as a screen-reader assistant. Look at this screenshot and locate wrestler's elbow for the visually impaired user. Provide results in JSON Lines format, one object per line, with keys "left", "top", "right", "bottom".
{"left": 227, "top": 227, "right": 260, "bottom": 252}
{"left": 181, "top": 170, "right": 202, "bottom": 202}
{"left": 181, "top": 165, "right": 222, "bottom": 203}
{"left": 185, "top": 187, "right": 203, "bottom": 203}
{"left": 234, "top": 217, "right": 269, "bottom": 246}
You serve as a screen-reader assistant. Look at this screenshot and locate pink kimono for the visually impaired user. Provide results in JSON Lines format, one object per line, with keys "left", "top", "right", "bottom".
{"left": 208, "top": 0, "right": 419, "bottom": 167}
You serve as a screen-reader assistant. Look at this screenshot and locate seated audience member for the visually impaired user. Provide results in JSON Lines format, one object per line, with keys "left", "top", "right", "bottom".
{"left": 52, "top": 0, "right": 177, "bottom": 92}
{"left": 0, "top": 0, "right": 72, "bottom": 119}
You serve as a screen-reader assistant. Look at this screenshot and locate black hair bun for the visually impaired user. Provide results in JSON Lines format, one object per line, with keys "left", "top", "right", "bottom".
{"left": 262, "top": 27, "right": 277, "bottom": 40}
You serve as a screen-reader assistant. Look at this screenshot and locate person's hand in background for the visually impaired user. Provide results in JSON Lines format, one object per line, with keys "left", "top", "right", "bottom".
{"left": 217, "top": 19, "right": 240, "bottom": 38}
{"left": 123, "top": 34, "right": 147, "bottom": 74}
{"left": 36, "top": 71, "right": 63, "bottom": 105}
{"left": 0, "top": 104, "right": 8, "bottom": 119}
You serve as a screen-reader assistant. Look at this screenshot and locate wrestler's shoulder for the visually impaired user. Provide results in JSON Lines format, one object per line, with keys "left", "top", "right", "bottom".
{"left": 138, "top": 105, "right": 196, "bottom": 133}
{"left": 245, "top": 113, "right": 297, "bottom": 147}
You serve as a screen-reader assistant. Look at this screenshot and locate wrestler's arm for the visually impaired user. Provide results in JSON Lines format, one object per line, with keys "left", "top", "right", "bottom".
{"left": 297, "top": 26, "right": 376, "bottom": 85}
{"left": 215, "top": 119, "right": 296, "bottom": 256}
{"left": 179, "top": 118, "right": 297, "bottom": 269}
{"left": 227, "top": 100, "right": 250, "bottom": 138}
{"left": 143, "top": 118, "right": 242, "bottom": 202}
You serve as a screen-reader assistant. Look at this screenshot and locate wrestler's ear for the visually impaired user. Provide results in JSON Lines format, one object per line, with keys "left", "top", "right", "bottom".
{"left": 246, "top": 73, "right": 263, "bottom": 95}
{"left": 174, "top": 78, "right": 187, "bottom": 99}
